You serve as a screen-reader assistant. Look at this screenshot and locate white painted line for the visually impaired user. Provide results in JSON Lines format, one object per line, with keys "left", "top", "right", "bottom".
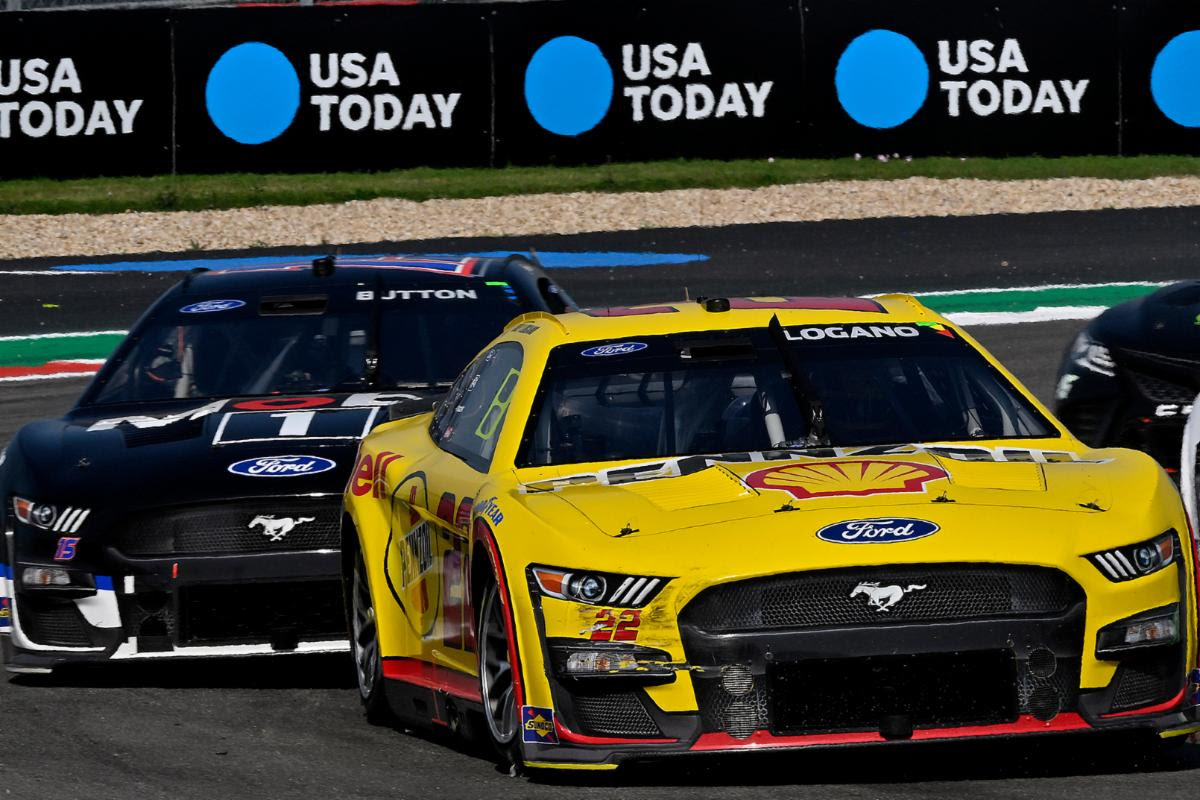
{"left": 945, "top": 306, "right": 1108, "bottom": 326}
{"left": 0, "top": 371, "right": 99, "bottom": 383}
{"left": 915, "top": 281, "right": 1170, "bottom": 298}
{"left": 0, "top": 270, "right": 108, "bottom": 276}
{"left": 0, "top": 331, "right": 124, "bottom": 341}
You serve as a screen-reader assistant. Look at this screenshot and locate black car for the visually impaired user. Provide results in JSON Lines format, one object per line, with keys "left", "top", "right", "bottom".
{"left": 0, "top": 254, "right": 573, "bottom": 673}
{"left": 1054, "top": 281, "right": 1200, "bottom": 474}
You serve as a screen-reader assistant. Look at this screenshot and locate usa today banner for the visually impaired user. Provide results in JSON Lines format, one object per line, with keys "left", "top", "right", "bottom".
{"left": 0, "top": 11, "right": 171, "bottom": 178}
{"left": 4, "top": 0, "right": 1200, "bottom": 178}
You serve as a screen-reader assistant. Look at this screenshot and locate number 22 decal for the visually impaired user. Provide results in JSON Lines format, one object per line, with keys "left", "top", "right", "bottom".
{"left": 590, "top": 609, "right": 641, "bottom": 641}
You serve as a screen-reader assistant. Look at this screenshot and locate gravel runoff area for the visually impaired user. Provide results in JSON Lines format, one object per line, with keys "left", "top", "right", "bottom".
{"left": 3, "top": 175, "right": 1200, "bottom": 260}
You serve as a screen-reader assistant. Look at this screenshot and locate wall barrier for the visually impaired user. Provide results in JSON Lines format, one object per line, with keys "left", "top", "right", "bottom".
{"left": 2, "top": 0, "right": 1200, "bottom": 178}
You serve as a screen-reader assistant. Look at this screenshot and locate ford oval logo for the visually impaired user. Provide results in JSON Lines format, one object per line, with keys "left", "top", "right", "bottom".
{"left": 816, "top": 517, "right": 939, "bottom": 544}
{"left": 181, "top": 299, "right": 246, "bottom": 314}
{"left": 581, "top": 341, "right": 648, "bottom": 357}
{"left": 227, "top": 455, "right": 336, "bottom": 477}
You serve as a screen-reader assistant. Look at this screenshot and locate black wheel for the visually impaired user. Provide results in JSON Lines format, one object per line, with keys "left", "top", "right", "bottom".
{"left": 478, "top": 579, "right": 519, "bottom": 760}
{"left": 351, "top": 547, "right": 392, "bottom": 724}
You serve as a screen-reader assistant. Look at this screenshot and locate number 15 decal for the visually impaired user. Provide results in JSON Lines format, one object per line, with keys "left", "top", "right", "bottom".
{"left": 590, "top": 609, "right": 641, "bottom": 641}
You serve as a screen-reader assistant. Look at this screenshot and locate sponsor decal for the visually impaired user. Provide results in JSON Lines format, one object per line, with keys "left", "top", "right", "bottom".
{"left": 512, "top": 323, "right": 539, "bottom": 335}
{"left": 916, "top": 321, "right": 955, "bottom": 338}
{"left": 352, "top": 450, "right": 403, "bottom": 498}
{"left": 179, "top": 299, "right": 246, "bottom": 314}
{"left": 232, "top": 396, "right": 336, "bottom": 411}
{"left": 0, "top": 58, "right": 144, "bottom": 141}
{"left": 248, "top": 515, "right": 315, "bottom": 542}
{"left": 475, "top": 496, "right": 504, "bottom": 525}
{"left": 850, "top": 581, "right": 928, "bottom": 611}
{"left": 581, "top": 341, "right": 649, "bottom": 357}
{"left": 454, "top": 497, "right": 474, "bottom": 531}
{"left": 835, "top": 30, "right": 1089, "bottom": 129}
{"left": 585, "top": 608, "right": 642, "bottom": 642}
{"left": 817, "top": 517, "right": 940, "bottom": 544}
{"left": 1155, "top": 403, "right": 1194, "bottom": 418}
{"left": 87, "top": 399, "right": 227, "bottom": 431}
{"left": 0, "top": 597, "right": 10, "bottom": 624}
{"left": 784, "top": 325, "right": 919, "bottom": 341}
{"left": 746, "top": 459, "right": 947, "bottom": 499}
{"left": 400, "top": 521, "right": 434, "bottom": 588}
{"left": 205, "top": 43, "right": 462, "bottom": 145}
{"left": 53, "top": 536, "right": 80, "bottom": 561}
{"left": 525, "top": 37, "right": 773, "bottom": 136}
{"left": 521, "top": 706, "right": 559, "bottom": 744}
{"left": 355, "top": 289, "right": 478, "bottom": 301}
{"left": 213, "top": 406, "right": 380, "bottom": 444}
{"left": 227, "top": 455, "right": 336, "bottom": 477}
{"left": 436, "top": 492, "right": 457, "bottom": 524}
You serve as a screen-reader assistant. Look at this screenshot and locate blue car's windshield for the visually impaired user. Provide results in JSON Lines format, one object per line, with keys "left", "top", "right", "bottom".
{"left": 89, "top": 293, "right": 525, "bottom": 404}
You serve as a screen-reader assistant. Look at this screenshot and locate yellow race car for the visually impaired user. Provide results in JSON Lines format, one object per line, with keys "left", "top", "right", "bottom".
{"left": 342, "top": 295, "right": 1200, "bottom": 771}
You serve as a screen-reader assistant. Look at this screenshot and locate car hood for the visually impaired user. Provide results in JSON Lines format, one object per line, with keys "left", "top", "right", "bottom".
{"left": 10, "top": 391, "right": 441, "bottom": 509}
{"left": 526, "top": 446, "right": 1133, "bottom": 540}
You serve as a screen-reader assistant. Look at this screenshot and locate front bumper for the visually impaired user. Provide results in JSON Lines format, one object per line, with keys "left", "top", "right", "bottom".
{"left": 2, "top": 509, "right": 348, "bottom": 672}
{"left": 517, "top": 562, "right": 1200, "bottom": 769}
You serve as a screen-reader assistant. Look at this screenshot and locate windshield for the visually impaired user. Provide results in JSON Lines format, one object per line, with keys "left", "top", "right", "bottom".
{"left": 90, "top": 290, "right": 526, "bottom": 404}
{"left": 519, "top": 322, "right": 1057, "bottom": 467}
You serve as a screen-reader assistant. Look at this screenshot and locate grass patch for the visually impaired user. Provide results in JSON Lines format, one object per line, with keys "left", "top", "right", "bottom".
{"left": 2, "top": 155, "right": 1199, "bottom": 216}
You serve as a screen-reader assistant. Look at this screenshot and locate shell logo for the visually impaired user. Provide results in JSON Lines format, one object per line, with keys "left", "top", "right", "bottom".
{"left": 745, "top": 459, "right": 948, "bottom": 499}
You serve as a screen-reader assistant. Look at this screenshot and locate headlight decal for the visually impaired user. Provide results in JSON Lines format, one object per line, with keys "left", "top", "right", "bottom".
{"left": 531, "top": 565, "right": 669, "bottom": 608}
{"left": 12, "top": 498, "right": 90, "bottom": 533}
{"left": 1089, "top": 531, "right": 1176, "bottom": 582}
{"left": 1070, "top": 332, "right": 1115, "bottom": 377}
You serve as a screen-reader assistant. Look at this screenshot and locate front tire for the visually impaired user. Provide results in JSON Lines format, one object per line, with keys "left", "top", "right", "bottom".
{"left": 478, "top": 579, "right": 519, "bottom": 761}
{"left": 350, "top": 547, "right": 391, "bottom": 724}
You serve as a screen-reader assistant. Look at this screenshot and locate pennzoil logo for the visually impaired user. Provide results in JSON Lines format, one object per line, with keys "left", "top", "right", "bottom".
{"left": 521, "top": 706, "right": 558, "bottom": 744}
{"left": 745, "top": 459, "right": 947, "bottom": 500}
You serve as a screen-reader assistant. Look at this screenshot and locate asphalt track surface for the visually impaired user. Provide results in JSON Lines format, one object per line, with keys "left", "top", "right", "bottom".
{"left": 2, "top": 206, "right": 1200, "bottom": 798}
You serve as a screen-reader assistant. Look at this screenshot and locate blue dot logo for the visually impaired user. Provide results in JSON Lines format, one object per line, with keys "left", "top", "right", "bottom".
{"left": 205, "top": 42, "right": 301, "bottom": 145}
{"left": 524, "top": 36, "right": 613, "bottom": 136}
{"left": 1152, "top": 31, "right": 1200, "bottom": 128}
{"left": 835, "top": 30, "right": 929, "bottom": 129}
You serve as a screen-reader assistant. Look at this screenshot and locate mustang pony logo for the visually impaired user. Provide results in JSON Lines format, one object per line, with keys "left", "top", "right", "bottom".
{"left": 850, "top": 581, "right": 927, "bottom": 612}
{"left": 745, "top": 459, "right": 947, "bottom": 499}
{"left": 248, "top": 515, "right": 315, "bottom": 542}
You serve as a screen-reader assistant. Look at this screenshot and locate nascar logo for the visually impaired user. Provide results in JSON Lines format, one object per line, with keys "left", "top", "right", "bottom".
{"left": 745, "top": 460, "right": 948, "bottom": 500}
